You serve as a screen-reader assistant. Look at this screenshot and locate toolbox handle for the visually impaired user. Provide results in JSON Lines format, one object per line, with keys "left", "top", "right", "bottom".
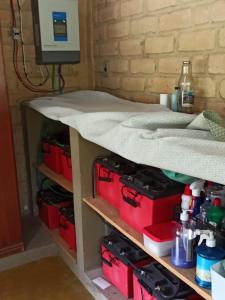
{"left": 154, "top": 285, "right": 178, "bottom": 300}
{"left": 138, "top": 279, "right": 153, "bottom": 295}
{"left": 122, "top": 186, "right": 138, "bottom": 207}
{"left": 138, "top": 278, "right": 178, "bottom": 300}
{"left": 101, "top": 257, "right": 112, "bottom": 267}
{"left": 59, "top": 222, "right": 68, "bottom": 229}
{"left": 98, "top": 166, "right": 112, "bottom": 182}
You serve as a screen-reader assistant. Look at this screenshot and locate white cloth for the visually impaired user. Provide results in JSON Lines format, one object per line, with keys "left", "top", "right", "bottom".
{"left": 27, "top": 90, "right": 225, "bottom": 185}
{"left": 29, "top": 90, "right": 167, "bottom": 120}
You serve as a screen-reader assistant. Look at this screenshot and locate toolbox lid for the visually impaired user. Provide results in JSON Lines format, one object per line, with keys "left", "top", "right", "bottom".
{"left": 143, "top": 221, "right": 178, "bottom": 243}
{"left": 120, "top": 166, "right": 184, "bottom": 199}
{"left": 38, "top": 185, "right": 73, "bottom": 205}
{"left": 134, "top": 262, "right": 193, "bottom": 300}
{"left": 102, "top": 231, "right": 149, "bottom": 265}
{"left": 43, "top": 130, "right": 70, "bottom": 147}
{"left": 96, "top": 155, "right": 137, "bottom": 175}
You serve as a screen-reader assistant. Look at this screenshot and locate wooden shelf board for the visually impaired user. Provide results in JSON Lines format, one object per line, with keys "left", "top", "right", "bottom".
{"left": 41, "top": 222, "right": 76, "bottom": 262}
{"left": 83, "top": 196, "right": 212, "bottom": 300}
{"left": 37, "top": 164, "right": 73, "bottom": 193}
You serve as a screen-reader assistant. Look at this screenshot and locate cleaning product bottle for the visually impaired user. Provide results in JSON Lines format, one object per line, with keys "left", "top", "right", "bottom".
{"left": 170, "top": 86, "right": 180, "bottom": 112}
{"left": 190, "top": 180, "right": 205, "bottom": 217}
{"left": 181, "top": 185, "right": 192, "bottom": 210}
{"left": 207, "top": 198, "right": 225, "bottom": 228}
{"left": 195, "top": 230, "right": 225, "bottom": 289}
{"left": 194, "top": 196, "right": 211, "bottom": 229}
{"left": 171, "top": 209, "right": 196, "bottom": 268}
{"left": 201, "top": 195, "right": 212, "bottom": 212}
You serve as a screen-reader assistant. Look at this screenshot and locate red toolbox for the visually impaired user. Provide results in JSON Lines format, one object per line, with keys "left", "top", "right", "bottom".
{"left": 119, "top": 167, "right": 184, "bottom": 233}
{"left": 42, "top": 131, "right": 70, "bottom": 174}
{"left": 59, "top": 205, "right": 76, "bottom": 250}
{"left": 95, "top": 155, "right": 137, "bottom": 209}
{"left": 61, "top": 146, "right": 72, "bottom": 182}
{"left": 133, "top": 262, "right": 204, "bottom": 300}
{"left": 101, "top": 231, "right": 151, "bottom": 298}
{"left": 37, "top": 185, "right": 73, "bottom": 230}
{"left": 43, "top": 141, "right": 62, "bottom": 174}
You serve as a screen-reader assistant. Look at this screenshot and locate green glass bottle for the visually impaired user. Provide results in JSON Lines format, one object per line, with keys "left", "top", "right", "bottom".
{"left": 207, "top": 198, "right": 225, "bottom": 228}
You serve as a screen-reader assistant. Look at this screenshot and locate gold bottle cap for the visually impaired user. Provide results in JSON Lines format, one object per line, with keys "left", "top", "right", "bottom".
{"left": 183, "top": 61, "right": 191, "bottom": 65}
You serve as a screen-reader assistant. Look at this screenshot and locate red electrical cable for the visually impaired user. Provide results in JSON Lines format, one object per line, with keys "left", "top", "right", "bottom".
{"left": 13, "top": 39, "right": 45, "bottom": 92}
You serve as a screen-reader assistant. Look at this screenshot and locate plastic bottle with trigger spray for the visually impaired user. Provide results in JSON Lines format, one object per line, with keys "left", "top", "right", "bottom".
{"left": 171, "top": 209, "right": 196, "bottom": 268}
{"left": 190, "top": 180, "right": 205, "bottom": 218}
{"left": 195, "top": 229, "right": 225, "bottom": 289}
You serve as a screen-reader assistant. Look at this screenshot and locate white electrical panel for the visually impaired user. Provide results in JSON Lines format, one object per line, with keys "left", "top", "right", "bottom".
{"left": 32, "top": 0, "right": 80, "bottom": 64}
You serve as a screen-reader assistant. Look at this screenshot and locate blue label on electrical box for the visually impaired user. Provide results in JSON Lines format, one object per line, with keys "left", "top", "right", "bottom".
{"left": 52, "top": 12, "right": 68, "bottom": 42}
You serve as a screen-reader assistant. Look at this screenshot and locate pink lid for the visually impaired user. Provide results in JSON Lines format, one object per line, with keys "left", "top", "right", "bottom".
{"left": 143, "top": 221, "right": 178, "bottom": 243}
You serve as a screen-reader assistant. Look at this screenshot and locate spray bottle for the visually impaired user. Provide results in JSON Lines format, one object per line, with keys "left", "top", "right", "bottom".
{"left": 190, "top": 180, "right": 205, "bottom": 218}
{"left": 181, "top": 185, "right": 192, "bottom": 210}
{"left": 195, "top": 229, "right": 225, "bottom": 289}
{"left": 207, "top": 198, "right": 225, "bottom": 228}
{"left": 171, "top": 209, "right": 196, "bottom": 268}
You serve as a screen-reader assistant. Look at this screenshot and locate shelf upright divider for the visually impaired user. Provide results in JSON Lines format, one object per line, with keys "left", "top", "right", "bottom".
{"left": 69, "top": 127, "right": 110, "bottom": 272}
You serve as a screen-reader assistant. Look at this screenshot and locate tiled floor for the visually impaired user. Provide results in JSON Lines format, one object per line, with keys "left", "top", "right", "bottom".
{"left": 0, "top": 256, "right": 94, "bottom": 300}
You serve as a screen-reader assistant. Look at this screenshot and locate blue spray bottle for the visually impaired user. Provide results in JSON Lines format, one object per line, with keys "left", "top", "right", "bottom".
{"left": 195, "top": 229, "right": 225, "bottom": 289}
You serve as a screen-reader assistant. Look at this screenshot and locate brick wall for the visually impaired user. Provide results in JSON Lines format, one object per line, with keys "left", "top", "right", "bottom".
{"left": 0, "top": 0, "right": 93, "bottom": 212}
{"left": 93, "top": 0, "right": 225, "bottom": 115}
{"left": 3, "top": 0, "right": 225, "bottom": 212}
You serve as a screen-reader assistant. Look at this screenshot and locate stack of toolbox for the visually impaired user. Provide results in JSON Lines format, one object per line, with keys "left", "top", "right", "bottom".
{"left": 37, "top": 184, "right": 76, "bottom": 250}
{"left": 37, "top": 184, "right": 73, "bottom": 229}
{"left": 101, "top": 231, "right": 151, "bottom": 298}
{"left": 95, "top": 155, "right": 184, "bottom": 234}
{"left": 61, "top": 145, "right": 72, "bottom": 181}
{"left": 133, "top": 262, "right": 203, "bottom": 300}
{"left": 119, "top": 168, "right": 184, "bottom": 233}
{"left": 101, "top": 231, "right": 203, "bottom": 299}
{"left": 42, "top": 131, "right": 72, "bottom": 181}
{"left": 95, "top": 155, "right": 137, "bottom": 209}
{"left": 59, "top": 205, "right": 76, "bottom": 250}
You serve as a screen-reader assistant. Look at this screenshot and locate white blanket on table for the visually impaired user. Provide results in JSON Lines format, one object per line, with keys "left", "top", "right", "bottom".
{"left": 27, "top": 90, "right": 225, "bottom": 185}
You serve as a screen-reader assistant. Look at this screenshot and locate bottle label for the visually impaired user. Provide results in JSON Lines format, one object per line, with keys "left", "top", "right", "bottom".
{"left": 209, "top": 221, "right": 217, "bottom": 228}
{"left": 196, "top": 255, "right": 220, "bottom": 283}
{"left": 181, "top": 91, "right": 194, "bottom": 108}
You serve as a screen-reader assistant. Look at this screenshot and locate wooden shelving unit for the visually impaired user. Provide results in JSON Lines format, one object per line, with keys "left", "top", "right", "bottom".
{"left": 24, "top": 107, "right": 214, "bottom": 300}
{"left": 83, "top": 196, "right": 212, "bottom": 300}
{"left": 37, "top": 163, "right": 73, "bottom": 193}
